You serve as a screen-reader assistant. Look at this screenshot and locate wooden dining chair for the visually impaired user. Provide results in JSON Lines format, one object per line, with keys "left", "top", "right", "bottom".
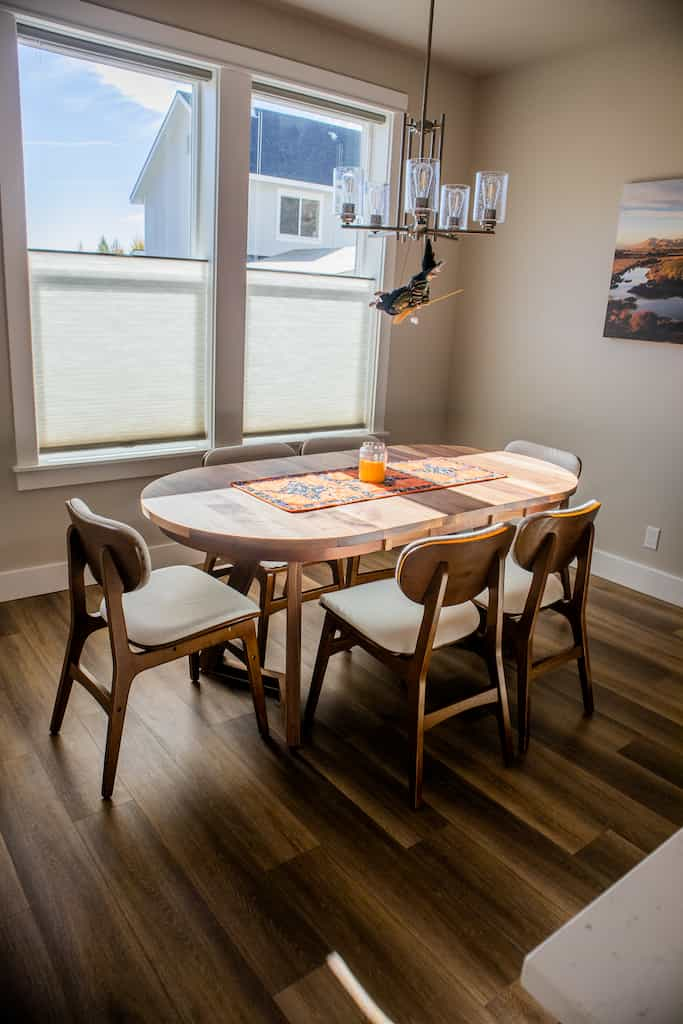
{"left": 504, "top": 439, "right": 582, "bottom": 600}
{"left": 201, "top": 442, "right": 345, "bottom": 661}
{"left": 475, "top": 500, "right": 601, "bottom": 754}
{"left": 304, "top": 521, "right": 517, "bottom": 808}
{"left": 50, "top": 499, "right": 268, "bottom": 799}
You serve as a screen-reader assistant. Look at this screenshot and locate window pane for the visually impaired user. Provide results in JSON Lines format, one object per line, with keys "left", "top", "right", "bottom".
{"left": 279, "top": 196, "right": 300, "bottom": 236}
{"left": 300, "top": 199, "right": 319, "bottom": 238}
{"left": 18, "top": 42, "right": 210, "bottom": 452}
{"left": 30, "top": 252, "right": 208, "bottom": 449}
{"left": 246, "top": 93, "right": 378, "bottom": 434}
{"left": 244, "top": 271, "right": 373, "bottom": 433}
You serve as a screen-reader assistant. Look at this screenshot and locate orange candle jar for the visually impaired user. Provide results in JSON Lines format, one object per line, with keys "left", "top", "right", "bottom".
{"left": 358, "top": 440, "right": 387, "bottom": 484}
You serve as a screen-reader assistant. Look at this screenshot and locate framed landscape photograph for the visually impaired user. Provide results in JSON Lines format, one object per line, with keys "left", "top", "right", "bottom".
{"left": 604, "top": 178, "right": 683, "bottom": 345}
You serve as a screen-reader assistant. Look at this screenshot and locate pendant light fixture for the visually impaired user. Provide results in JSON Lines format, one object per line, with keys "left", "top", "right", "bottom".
{"left": 334, "top": 0, "right": 509, "bottom": 239}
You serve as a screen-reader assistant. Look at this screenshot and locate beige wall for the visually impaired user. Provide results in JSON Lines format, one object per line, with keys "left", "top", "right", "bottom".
{"left": 0, "top": 0, "right": 473, "bottom": 574}
{"left": 450, "top": 28, "right": 683, "bottom": 576}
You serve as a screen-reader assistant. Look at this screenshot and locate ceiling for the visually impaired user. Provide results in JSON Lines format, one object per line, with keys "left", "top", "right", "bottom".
{"left": 260, "top": 0, "right": 682, "bottom": 74}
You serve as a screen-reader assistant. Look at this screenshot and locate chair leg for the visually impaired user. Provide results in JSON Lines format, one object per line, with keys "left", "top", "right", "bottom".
{"left": 50, "top": 628, "right": 88, "bottom": 735}
{"left": 488, "top": 650, "right": 514, "bottom": 765}
{"left": 243, "top": 624, "right": 269, "bottom": 739}
{"left": 516, "top": 644, "right": 532, "bottom": 756}
{"left": 345, "top": 556, "right": 360, "bottom": 588}
{"left": 257, "top": 570, "right": 276, "bottom": 665}
{"left": 102, "top": 671, "right": 134, "bottom": 800}
{"left": 189, "top": 651, "right": 200, "bottom": 686}
{"left": 303, "top": 612, "right": 335, "bottom": 734}
{"left": 571, "top": 608, "right": 594, "bottom": 716}
{"left": 407, "top": 674, "right": 427, "bottom": 810}
{"left": 331, "top": 559, "right": 346, "bottom": 589}
{"left": 560, "top": 566, "right": 572, "bottom": 602}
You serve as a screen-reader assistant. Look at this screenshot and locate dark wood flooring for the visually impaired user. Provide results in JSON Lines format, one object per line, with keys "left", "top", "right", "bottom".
{"left": 1, "top": 560, "right": 682, "bottom": 1023}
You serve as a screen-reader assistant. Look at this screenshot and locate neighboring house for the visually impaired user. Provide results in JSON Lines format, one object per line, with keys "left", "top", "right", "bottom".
{"left": 130, "top": 91, "right": 192, "bottom": 258}
{"left": 130, "top": 93, "right": 361, "bottom": 264}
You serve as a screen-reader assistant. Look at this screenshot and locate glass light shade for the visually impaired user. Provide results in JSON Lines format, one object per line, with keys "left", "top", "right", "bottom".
{"left": 334, "top": 166, "right": 364, "bottom": 224}
{"left": 405, "top": 157, "right": 440, "bottom": 220}
{"left": 473, "top": 171, "right": 509, "bottom": 226}
{"left": 365, "top": 181, "right": 390, "bottom": 227}
{"left": 439, "top": 184, "right": 470, "bottom": 230}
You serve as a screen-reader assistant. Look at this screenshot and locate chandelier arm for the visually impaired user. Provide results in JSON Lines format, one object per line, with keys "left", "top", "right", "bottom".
{"left": 419, "top": 0, "right": 436, "bottom": 159}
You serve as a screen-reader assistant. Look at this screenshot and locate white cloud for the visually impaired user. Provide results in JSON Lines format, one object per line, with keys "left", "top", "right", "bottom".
{"left": 91, "top": 65, "right": 188, "bottom": 114}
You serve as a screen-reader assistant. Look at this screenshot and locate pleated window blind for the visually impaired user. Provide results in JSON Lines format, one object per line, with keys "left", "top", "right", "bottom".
{"left": 30, "top": 252, "right": 209, "bottom": 451}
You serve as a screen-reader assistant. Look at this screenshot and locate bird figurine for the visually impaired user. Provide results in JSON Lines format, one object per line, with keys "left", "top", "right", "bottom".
{"left": 369, "top": 238, "right": 462, "bottom": 324}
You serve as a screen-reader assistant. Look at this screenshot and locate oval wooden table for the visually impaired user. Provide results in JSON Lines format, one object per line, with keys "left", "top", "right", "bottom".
{"left": 141, "top": 443, "right": 578, "bottom": 747}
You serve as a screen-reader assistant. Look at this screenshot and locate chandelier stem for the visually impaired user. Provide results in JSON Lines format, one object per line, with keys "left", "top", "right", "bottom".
{"left": 418, "top": 0, "right": 435, "bottom": 158}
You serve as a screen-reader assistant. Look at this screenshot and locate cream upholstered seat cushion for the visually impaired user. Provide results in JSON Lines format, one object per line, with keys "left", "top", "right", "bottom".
{"left": 475, "top": 555, "right": 564, "bottom": 616}
{"left": 321, "top": 578, "right": 480, "bottom": 656}
{"left": 100, "top": 565, "right": 259, "bottom": 648}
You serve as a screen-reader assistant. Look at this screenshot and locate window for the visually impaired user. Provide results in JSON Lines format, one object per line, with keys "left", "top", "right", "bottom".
{"left": 244, "top": 90, "right": 391, "bottom": 436}
{"left": 0, "top": 7, "right": 403, "bottom": 487}
{"left": 278, "top": 194, "right": 320, "bottom": 239}
{"left": 16, "top": 30, "right": 214, "bottom": 455}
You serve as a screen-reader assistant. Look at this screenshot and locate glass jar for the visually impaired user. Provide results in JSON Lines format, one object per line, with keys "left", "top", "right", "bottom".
{"left": 358, "top": 440, "right": 387, "bottom": 484}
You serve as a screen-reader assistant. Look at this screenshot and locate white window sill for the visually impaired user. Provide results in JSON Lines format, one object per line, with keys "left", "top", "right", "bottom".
{"left": 13, "top": 429, "right": 388, "bottom": 491}
{"left": 13, "top": 441, "right": 208, "bottom": 491}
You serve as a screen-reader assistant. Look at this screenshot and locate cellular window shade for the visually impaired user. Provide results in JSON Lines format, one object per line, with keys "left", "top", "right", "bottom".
{"left": 243, "top": 270, "right": 375, "bottom": 434}
{"left": 29, "top": 252, "right": 208, "bottom": 451}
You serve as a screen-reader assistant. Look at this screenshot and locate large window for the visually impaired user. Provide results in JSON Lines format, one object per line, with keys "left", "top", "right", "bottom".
{"left": 17, "top": 34, "right": 213, "bottom": 454}
{"left": 244, "top": 91, "right": 390, "bottom": 436}
{"left": 0, "top": 8, "right": 402, "bottom": 487}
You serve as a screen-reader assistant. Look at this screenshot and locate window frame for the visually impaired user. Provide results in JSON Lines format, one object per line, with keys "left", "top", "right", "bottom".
{"left": 0, "top": 0, "right": 406, "bottom": 491}
{"left": 276, "top": 189, "right": 322, "bottom": 243}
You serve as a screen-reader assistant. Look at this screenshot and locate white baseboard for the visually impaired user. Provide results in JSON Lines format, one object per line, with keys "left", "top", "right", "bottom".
{"left": 1, "top": 541, "right": 681, "bottom": 609}
{"left": 592, "top": 548, "right": 683, "bottom": 608}
{"left": 0, "top": 542, "right": 204, "bottom": 604}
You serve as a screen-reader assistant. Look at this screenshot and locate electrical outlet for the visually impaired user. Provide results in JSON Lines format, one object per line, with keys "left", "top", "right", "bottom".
{"left": 643, "top": 526, "right": 661, "bottom": 551}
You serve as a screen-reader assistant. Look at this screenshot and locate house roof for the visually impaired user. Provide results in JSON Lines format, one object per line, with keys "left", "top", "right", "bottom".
{"left": 129, "top": 90, "right": 191, "bottom": 204}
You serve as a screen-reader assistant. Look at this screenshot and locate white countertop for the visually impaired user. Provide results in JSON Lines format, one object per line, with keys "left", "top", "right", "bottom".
{"left": 521, "top": 828, "right": 683, "bottom": 1024}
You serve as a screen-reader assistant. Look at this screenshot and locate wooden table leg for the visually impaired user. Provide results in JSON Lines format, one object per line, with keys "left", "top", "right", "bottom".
{"left": 284, "top": 561, "right": 303, "bottom": 748}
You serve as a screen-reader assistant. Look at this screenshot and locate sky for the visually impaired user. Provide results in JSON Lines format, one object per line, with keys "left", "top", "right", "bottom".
{"left": 18, "top": 43, "right": 190, "bottom": 252}
{"left": 616, "top": 178, "right": 683, "bottom": 246}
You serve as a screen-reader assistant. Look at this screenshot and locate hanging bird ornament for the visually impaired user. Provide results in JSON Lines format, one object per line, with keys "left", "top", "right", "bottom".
{"left": 369, "top": 238, "right": 463, "bottom": 325}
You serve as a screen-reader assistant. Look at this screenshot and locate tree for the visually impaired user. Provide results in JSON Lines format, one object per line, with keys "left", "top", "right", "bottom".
{"left": 110, "top": 238, "right": 124, "bottom": 255}
{"left": 97, "top": 235, "right": 109, "bottom": 253}
{"left": 130, "top": 237, "right": 145, "bottom": 253}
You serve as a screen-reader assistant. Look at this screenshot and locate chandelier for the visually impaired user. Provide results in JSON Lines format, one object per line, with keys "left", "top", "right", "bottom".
{"left": 333, "top": 0, "right": 509, "bottom": 240}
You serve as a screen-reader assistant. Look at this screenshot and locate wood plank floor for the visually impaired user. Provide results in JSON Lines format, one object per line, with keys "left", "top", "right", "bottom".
{"left": 1, "top": 561, "right": 681, "bottom": 1023}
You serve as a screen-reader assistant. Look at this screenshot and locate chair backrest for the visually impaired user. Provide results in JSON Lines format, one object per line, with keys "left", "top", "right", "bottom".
{"left": 505, "top": 439, "right": 582, "bottom": 479}
{"left": 514, "top": 500, "right": 601, "bottom": 575}
{"left": 300, "top": 433, "right": 380, "bottom": 456}
{"left": 396, "top": 522, "right": 516, "bottom": 607}
{"left": 66, "top": 498, "right": 151, "bottom": 592}
{"left": 202, "top": 441, "right": 297, "bottom": 467}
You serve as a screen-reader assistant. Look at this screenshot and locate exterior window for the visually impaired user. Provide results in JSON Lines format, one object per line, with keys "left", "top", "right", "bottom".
{"left": 278, "top": 195, "right": 320, "bottom": 239}
{"left": 245, "top": 94, "right": 388, "bottom": 436}
{"left": 17, "top": 39, "right": 212, "bottom": 454}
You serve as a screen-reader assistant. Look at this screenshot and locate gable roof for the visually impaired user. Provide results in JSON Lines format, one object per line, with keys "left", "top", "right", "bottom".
{"left": 129, "top": 90, "right": 191, "bottom": 204}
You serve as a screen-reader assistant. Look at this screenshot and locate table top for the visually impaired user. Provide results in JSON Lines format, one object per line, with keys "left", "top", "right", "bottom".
{"left": 141, "top": 443, "right": 578, "bottom": 563}
{"left": 521, "top": 828, "right": 683, "bottom": 1024}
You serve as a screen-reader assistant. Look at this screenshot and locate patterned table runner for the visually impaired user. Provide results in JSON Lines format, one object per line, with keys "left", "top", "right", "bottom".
{"left": 232, "top": 457, "right": 505, "bottom": 513}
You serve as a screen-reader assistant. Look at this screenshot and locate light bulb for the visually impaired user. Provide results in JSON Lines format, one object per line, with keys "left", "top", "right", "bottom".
{"left": 473, "top": 171, "right": 509, "bottom": 228}
{"left": 412, "top": 162, "right": 434, "bottom": 201}
{"left": 365, "top": 182, "right": 390, "bottom": 227}
{"left": 439, "top": 184, "right": 470, "bottom": 230}
{"left": 405, "top": 158, "right": 440, "bottom": 222}
{"left": 334, "top": 166, "right": 364, "bottom": 224}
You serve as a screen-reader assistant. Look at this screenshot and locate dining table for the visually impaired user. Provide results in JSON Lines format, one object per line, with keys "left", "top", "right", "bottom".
{"left": 140, "top": 443, "right": 579, "bottom": 747}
